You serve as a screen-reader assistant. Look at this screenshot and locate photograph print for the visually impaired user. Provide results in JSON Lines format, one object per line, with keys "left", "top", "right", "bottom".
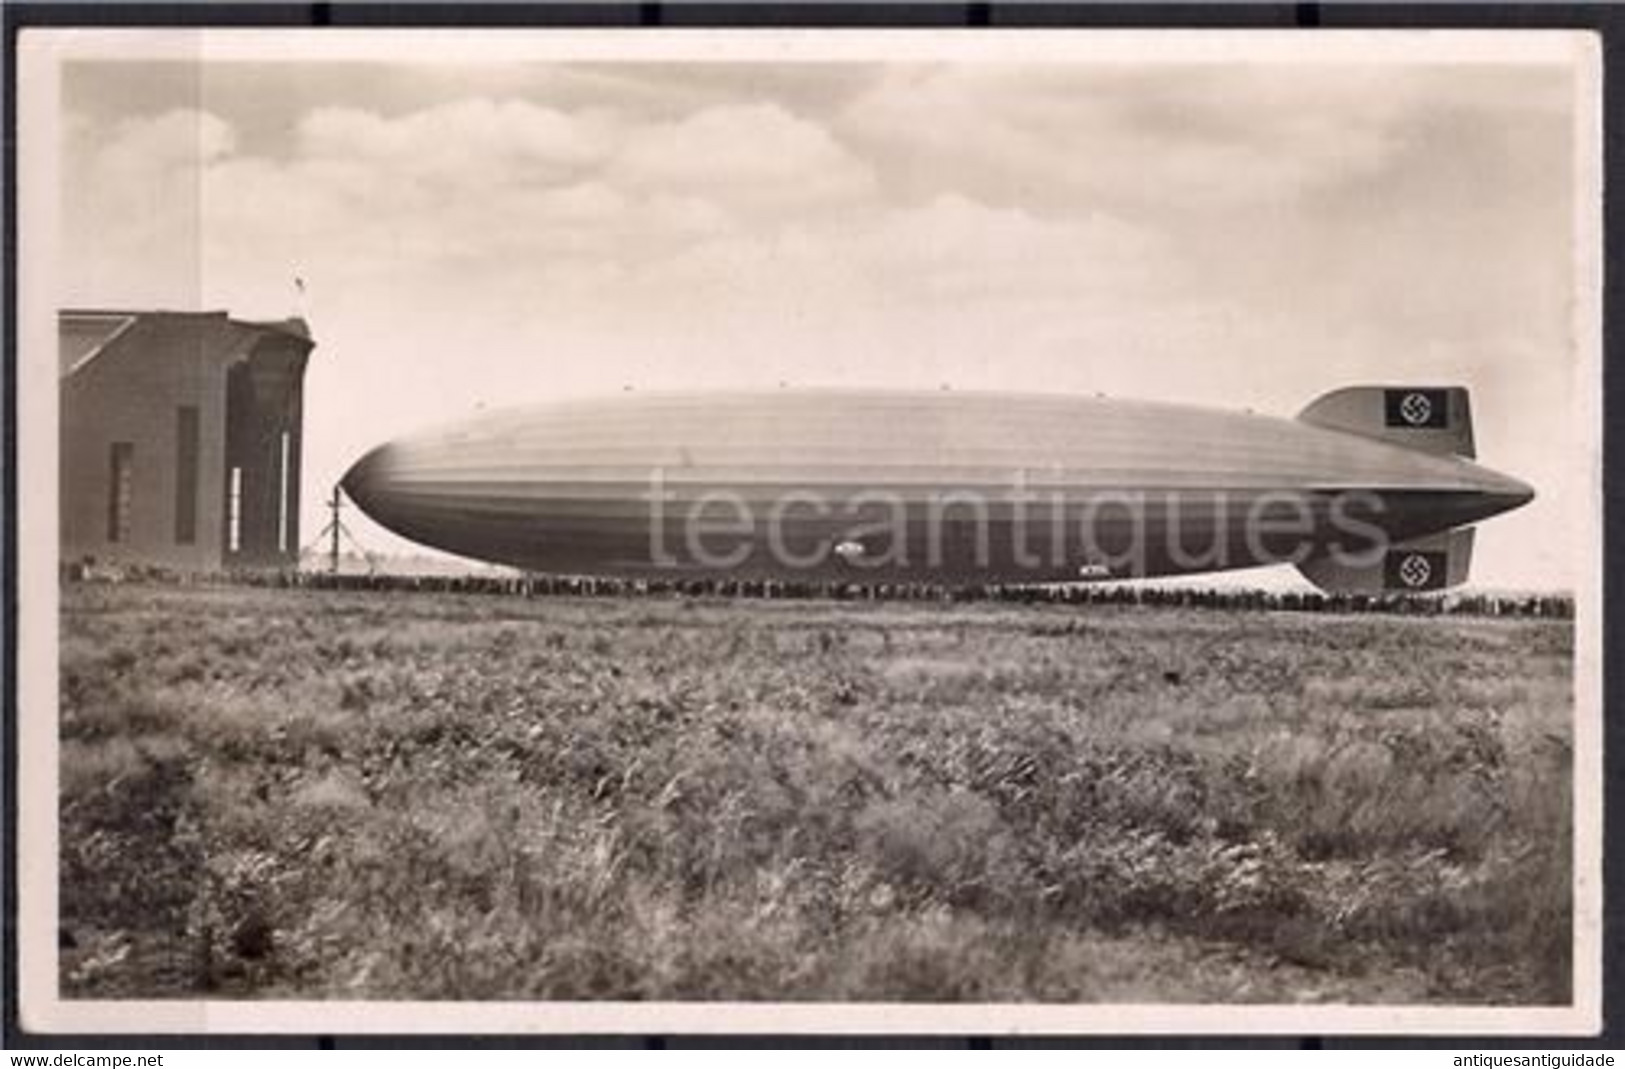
{"left": 15, "top": 27, "right": 1602, "bottom": 1034}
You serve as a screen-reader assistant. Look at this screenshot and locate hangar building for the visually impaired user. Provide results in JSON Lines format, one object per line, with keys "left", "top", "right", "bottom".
{"left": 60, "top": 309, "right": 315, "bottom": 571}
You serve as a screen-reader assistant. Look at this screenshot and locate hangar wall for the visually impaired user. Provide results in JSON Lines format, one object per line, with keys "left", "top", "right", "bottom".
{"left": 60, "top": 310, "right": 314, "bottom": 571}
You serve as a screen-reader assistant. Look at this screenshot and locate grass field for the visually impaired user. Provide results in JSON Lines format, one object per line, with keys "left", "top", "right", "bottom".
{"left": 58, "top": 582, "right": 1573, "bottom": 1004}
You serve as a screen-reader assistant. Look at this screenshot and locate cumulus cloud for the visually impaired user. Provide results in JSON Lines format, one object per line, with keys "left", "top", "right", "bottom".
{"left": 63, "top": 92, "right": 897, "bottom": 312}
{"left": 60, "top": 67, "right": 1575, "bottom": 381}
{"left": 299, "top": 98, "right": 620, "bottom": 178}
{"left": 100, "top": 107, "right": 238, "bottom": 170}
{"left": 608, "top": 101, "right": 877, "bottom": 214}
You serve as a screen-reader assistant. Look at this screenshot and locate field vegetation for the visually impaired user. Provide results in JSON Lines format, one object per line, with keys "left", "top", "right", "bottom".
{"left": 58, "top": 583, "right": 1573, "bottom": 1003}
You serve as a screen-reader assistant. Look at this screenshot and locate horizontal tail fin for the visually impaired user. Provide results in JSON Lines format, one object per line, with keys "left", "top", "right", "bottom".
{"left": 1298, "top": 385, "right": 1475, "bottom": 459}
{"left": 1296, "top": 527, "right": 1474, "bottom": 594}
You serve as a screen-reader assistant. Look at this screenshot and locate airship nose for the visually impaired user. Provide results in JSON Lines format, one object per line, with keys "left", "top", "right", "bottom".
{"left": 340, "top": 441, "right": 400, "bottom": 515}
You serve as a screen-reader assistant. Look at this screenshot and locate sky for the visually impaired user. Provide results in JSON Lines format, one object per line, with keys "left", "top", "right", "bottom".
{"left": 49, "top": 34, "right": 1595, "bottom": 591}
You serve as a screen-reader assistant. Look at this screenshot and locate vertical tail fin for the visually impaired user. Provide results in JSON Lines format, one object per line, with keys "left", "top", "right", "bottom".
{"left": 1298, "top": 385, "right": 1475, "bottom": 459}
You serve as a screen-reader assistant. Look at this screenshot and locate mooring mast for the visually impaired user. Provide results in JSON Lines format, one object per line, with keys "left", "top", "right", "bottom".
{"left": 306, "top": 485, "right": 370, "bottom": 574}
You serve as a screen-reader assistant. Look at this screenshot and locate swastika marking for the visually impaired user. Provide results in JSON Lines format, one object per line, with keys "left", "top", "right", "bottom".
{"left": 1399, "top": 392, "right": 1434, "bottom": 426}
{"left": 1398, "top": 553, "right": 1433, "bottom": 588}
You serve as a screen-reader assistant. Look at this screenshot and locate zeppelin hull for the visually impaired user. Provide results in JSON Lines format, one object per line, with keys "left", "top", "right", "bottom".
{"left": 343, "top": 390, "right": 1534, "bottom": 585}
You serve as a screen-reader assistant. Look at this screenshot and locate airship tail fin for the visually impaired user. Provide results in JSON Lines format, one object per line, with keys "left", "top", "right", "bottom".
{"left": 1298, "top": 386, "right": 1475, "bottom": 459}
{"left": 1296, "top": 526, "right": 1474, "bottom": 594}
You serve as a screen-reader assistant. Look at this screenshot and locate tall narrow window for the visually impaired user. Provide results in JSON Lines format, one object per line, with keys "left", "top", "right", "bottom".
{"left": 227, "top": 466, "right": 243, "bottom": 554}
{"left": 278, "top": 430, "right": 291, "bottom": 554}
{"left": 107, "top": 442, "right": 134, "bottom": 543}
{"left": 174, "top": 406, "right": 199, "bottom": 545}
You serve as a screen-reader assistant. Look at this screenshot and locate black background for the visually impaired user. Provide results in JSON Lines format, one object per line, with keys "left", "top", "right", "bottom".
{"left": 1385, "top": 389, "right": 1452, "bottom": 430}
{"left": 1384, "top": 551, "right": 1449, "bottom": 592}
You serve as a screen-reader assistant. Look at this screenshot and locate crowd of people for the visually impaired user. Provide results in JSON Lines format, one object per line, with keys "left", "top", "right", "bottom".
{"left": 63, "top": 560, "right": 1573, "bottom": 620}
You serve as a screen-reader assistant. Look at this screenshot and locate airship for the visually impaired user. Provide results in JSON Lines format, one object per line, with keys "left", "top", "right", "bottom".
{"left": 341, "top": 386, "right": 1533, "bottom": 592}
